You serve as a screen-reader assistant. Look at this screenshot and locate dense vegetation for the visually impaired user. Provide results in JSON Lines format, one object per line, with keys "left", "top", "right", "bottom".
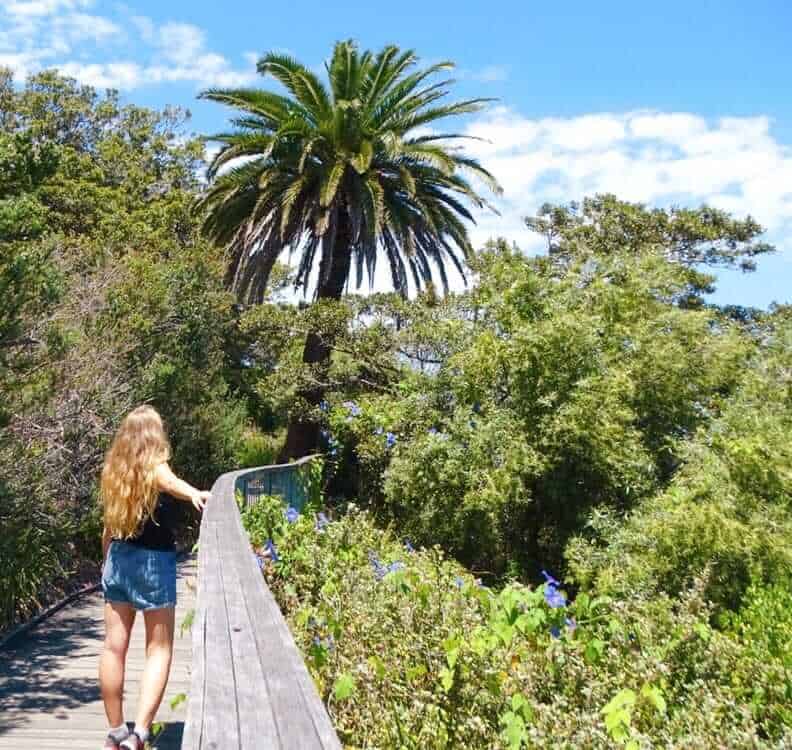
{"left": 244, "top": 493, "right": 790, "bottom": 748}
{"left": 0, "top": 70, "right": 267, "bottom": 628}
{"left": 1, "top": 52, "right": 789, "bottom": 748}
{"left": 199, "top": 40, "right": 500, "bottom": 458}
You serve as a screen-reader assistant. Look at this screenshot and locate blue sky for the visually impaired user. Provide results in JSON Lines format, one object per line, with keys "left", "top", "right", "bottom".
{"left": 2, "top": 0, "right": 790, "bottom": 307}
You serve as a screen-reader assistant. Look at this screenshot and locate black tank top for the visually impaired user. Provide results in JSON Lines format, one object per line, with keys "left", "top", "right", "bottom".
{"left": 123, "top": 493, "right": 178, "bottom": 551}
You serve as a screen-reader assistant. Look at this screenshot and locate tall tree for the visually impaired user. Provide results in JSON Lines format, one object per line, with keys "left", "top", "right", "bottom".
{"left": 196, "top": 40, "right": 500, "bottom": 459}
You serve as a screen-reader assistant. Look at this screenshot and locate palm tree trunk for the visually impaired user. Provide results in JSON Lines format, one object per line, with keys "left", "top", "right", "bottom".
{"left": 278, "top": 215, "right": 352, "bottom": 461}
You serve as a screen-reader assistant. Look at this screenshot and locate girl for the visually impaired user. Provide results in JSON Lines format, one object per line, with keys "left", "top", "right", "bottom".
{"left": 98, "top": 405, "right": 211, "bottom": 750}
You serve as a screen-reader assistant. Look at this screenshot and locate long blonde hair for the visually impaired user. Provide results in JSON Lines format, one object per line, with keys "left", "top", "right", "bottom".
{"left": 101, "top": 405, "right": 171, "bottom": 539}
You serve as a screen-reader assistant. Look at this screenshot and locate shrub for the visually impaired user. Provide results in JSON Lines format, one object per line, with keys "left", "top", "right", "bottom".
{"left": 242, "top": 496, "right": 791, "bottom": 748}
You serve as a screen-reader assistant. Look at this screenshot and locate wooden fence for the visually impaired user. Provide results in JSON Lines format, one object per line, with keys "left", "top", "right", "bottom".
{"left": 182, "top": 462, "right": 341, "bottom": 750}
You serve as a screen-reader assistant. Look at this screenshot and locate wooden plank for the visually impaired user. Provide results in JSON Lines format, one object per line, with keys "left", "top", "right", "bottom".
{"left": 0, "top": 557, "right": 195, "bottom": 750}
{"left": 183, "top": 463, "right": 341, "bottom": 750}
{"left": 215, "top": 496, "right": 280, "bottom": 749}
{"left": 196, "top": 523, "right": 240, "bottom": 749}
{"left": 228, "top": 466, "right": 340, "bottom": 748}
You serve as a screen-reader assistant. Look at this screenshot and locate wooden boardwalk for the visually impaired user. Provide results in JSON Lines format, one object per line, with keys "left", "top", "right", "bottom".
{"left": 0, "top": 557, "right": 196, "bottom": 750}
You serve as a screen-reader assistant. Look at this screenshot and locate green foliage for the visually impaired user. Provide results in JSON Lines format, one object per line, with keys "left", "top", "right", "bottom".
{"left": 0, "top": 70, "right": 254, "bottom": 630}
{"left": 197, "top": 40, "right": 500, "bottom": 303}
{"left": 243, "top": 501, "right": 791, "bottom": 747}
{"left": 567, "top": 307, "right": 791, "bottom": 611}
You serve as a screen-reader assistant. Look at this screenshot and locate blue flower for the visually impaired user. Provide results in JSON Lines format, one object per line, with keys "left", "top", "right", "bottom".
{"left": 541, "top": 569, "right": 560, "bottom": 587}
{"left": 388, "top": 561, "right": 405, "bottom": 574}
{"left": 428, "top": 427, "right": 438, "bottom": 435}
{"left": 544, "top": 584, "right": 567, "bottom": 609}
{"left": 284, "top": 506, "right": 299, "bottom": 524}
{"left": 565, "top": 617, "right": 577, "bottom": 632}
{"left": 315, "top": 512, "right": 329, "bottom": 531}
{"left": 386, "top": 432, "right": 397, "bottom": 449}
{"left": 404, "top": 539, "right": 415, "bottom": 553}
{"left": 472, "top": 402, "right": 481, "bottom": 414}
{"left": 320, "top": 428, "right": 329, "bottom": 439}
{"left": 454, "top": 576, "right": 465, "bottom": 589}
{"left": 343, "top": 400, "right": 361, "bottom": 417}
{"left": 550, "top": 626, "right": 561, "bottom": 639}
{"left": 254, "top": 552, "right": 266, "bottom": 570}
{"left": 264, "top": 539, "right": 280, "bottom": 563}
{"left": 368, "top": 550, "right": 386, "bottom": 579}
{"left": 319, "top": 400, "right": 329, "bottom": 412}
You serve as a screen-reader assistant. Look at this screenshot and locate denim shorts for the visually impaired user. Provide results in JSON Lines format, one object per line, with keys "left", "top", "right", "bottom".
{"left": 102, "top": 541, "right": 177, "bottom": 610}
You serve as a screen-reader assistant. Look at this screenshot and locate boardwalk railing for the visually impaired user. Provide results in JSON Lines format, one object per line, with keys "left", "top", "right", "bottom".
{"left": 182, "top": 462, "right": 341, "bottom": 750}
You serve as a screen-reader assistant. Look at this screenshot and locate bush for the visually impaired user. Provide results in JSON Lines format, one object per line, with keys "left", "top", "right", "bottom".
{"left": 242, "top": 496, "right": 791, "bottom": 748}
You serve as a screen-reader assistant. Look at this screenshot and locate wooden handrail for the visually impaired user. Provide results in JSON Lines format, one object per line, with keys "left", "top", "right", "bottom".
{"left": 182, "top": 465, "right": 342, "bottom": 750}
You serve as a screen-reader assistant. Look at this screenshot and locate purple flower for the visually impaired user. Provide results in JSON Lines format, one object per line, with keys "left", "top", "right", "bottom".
{"left": 343, "top": 400, "right": 361, "bottom": 417}
{"left": 368, "top": 550, "right": 386, "bottom": 579}
{"left": 385, "top": 432, "right": 397, "bottom": 449}
{"left": 550, "top": 626, "right": 561, "bottom": 639}
{"left": 284, "top": 506, "right": 299, "bottom": 524}
{"left": 541, "top": 569, "right": 560, "bottom": 587}
{"left": 315, "top": 512, "right": 329, "bottom": 531}
{"left": 565, "top": 617, "right": 577, "bottom": 632}
{"left": 264, "top": 539, "right": 280, "bottom": 563}
{"left": 404, "top": 539, "right": 415, "bottom": 553}
{"left": 544, "top": 584, "right": 567, "bottom": 609}
{"left": 428, "top": 427, "right": 438, "bottom": 435}
{"left": 388, "top": 561, "right": 405, "bottom": 574}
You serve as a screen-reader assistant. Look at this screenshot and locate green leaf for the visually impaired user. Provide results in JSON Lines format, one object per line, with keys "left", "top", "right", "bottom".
{"left": 333, "top": 673, "right": 356, "bottom": 701}
{"left": 584, "top": 638, "right": 605, "bottom": 664}
{"left": 367, "top": 655, "right": 386, "bottom": 680}
{"left": 350, "top": 140, "right": 373, "bottom": 174}
{"left": 603, "top": 688, "right": 637, "bottom": 714}
{"left": 641, "top": 683, "right": 667, "bottom": 715}
{"left": 169, "top": 692, "right": 187, "bottom": 710}
{"left": 500, "top": 711, "right": 527, "bottom": 750}
{"left": 442, "top": 635, "right": 461, "bottom": 669}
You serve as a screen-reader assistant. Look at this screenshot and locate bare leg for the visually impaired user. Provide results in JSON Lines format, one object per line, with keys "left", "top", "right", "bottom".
{"left": 134, "top": 605, "right": 175, "bottom": 730}
{"left": 100, "top": 602, "right": 136, "bottom": 727}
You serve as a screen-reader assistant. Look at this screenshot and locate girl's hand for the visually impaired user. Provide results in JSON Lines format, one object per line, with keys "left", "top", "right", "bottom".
{"left": 191, "top": 490, "right": 212, "bottom": 512}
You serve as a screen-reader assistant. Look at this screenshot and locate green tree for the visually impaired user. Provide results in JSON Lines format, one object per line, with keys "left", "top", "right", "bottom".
{"left": 197, "top": 40, "right": 500, "bottom": 458}
{"left": 526, "top": 194, "right": 774, "bottom": 304}
{"left": 0, "top": 131, "right": 61, "bottom": 378}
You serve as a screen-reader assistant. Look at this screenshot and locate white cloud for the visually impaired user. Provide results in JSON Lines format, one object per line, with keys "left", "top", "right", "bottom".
{"left": 0, "top": 3, "right": 254, "bottom": 89}
{"left": 460, "top": 108, "right": 792, "bottom": 253}
{"left": 471, "top": 64, "right": 509, "bottom": 83}
{"left": 58, "top": 60, "right": 141, "bottom": 89}
{"left": 4, "top": 0, "right": 92, "bottom": 17}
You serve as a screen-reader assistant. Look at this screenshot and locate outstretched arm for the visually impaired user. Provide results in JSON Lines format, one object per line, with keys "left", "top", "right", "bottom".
{"left": 154, "top": 462, "right": 212, "bottom": 512}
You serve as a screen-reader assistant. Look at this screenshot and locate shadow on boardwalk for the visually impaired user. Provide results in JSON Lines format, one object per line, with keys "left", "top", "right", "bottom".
{"left": 0, "top": 558, "right": 195, "bottom": 750}
{"left": 0, "top": 605, "right": 102, "bottom": 734}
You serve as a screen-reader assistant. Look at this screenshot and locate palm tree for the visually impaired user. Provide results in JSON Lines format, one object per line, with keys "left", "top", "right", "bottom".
{"left": 197, "top": 40, "right": 501, "bottom": 459}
